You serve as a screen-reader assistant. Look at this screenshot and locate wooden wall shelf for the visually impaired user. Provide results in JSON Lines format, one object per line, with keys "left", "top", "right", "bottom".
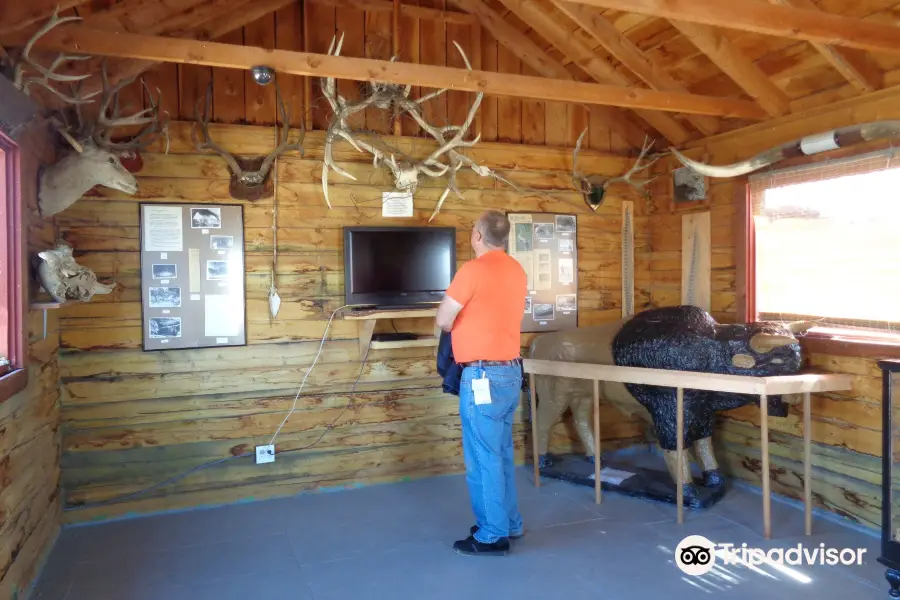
{"left": 346, "top": 307, "right": 440, "bottom": 356}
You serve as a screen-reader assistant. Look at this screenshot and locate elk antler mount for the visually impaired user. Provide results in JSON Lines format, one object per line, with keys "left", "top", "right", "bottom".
{"left": 572, "top": 128, "right": 661, "bottom": 211}
{"left": 192, "top": 74, "right": 305, "bottom": 201}
{"left": 2, "top": 9, "right": 167, "bottom": 216}
{"left": 321, "top": 33, "right": 501, "bottom": 221}
{"left": 670, "top": 121, "right": 900, "bottom": 178}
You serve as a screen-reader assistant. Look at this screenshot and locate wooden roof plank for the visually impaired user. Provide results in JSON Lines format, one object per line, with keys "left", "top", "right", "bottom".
{"left": 563, "top": 0, "right": 900, "bottom": 56}
{"left": 552, "top": 0, "right": 719, "bottom": 136}
{"left": 494, "top": 0, "right": 692, "bottom": 144}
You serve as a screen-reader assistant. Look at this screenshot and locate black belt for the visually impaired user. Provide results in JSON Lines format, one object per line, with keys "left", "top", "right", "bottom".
{"left": 460, "top": 358, "right": 522, "bottom": 368}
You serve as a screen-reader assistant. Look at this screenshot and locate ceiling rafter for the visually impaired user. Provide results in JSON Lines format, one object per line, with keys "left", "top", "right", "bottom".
{"left": 0, "top": 0, "right": 92, "bottom": 36}
{"left": 550, "top": 0, "right": 719, "bottom": 136}
{"left": 563, "top": 0, "right": 900, "bottom": 56}
{"left": 768, "top": 0, "right": 882, "bottom": 94}
{"left": 670, "top": 20, "right": 791, "bottom": 117}
{"left": 494, "top": 0, "right": 692, "bottom": 145}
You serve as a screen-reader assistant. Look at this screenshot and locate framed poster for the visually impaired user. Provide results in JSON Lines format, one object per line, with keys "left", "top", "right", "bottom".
{"left": 139, "top": 203, "right": 247, "bottom": 351}
{"left": 506, "top": 211, "right": 578, "bottom": 333}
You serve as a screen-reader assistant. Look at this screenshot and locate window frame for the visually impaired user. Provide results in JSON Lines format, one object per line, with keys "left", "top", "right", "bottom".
{"left": 737, "top": 164, "right": 900, "bottom": 359}
{"left": 0, "top": 131, "right": 26, "bottom": 403}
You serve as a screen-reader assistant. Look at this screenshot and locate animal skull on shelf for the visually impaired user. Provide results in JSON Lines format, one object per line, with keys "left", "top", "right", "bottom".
{"left": 321, "top": 33, "right": 495, "bottom": 221}
{"left": 34, "top": 243, "right": 115, "bottom": 303}
{"left": 191, "top": 74, "right": 305, "bottom": 201}
{"left": 571, "top": 128, "right": 661, "bottom": 211}
{"left": 2, "top": 9, "right": 167, "bottom": 217}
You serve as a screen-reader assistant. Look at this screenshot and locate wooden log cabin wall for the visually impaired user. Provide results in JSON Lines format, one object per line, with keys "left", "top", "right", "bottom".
{"left": 646, "top": 85, "right": 900, "bottom": 531}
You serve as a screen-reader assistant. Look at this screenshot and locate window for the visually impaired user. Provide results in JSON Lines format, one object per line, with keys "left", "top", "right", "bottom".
{"left": 744, "top": 148, "right": 900, "bottom": 353}
{"left": 0, "top": 131, "right": 25, "bottom": 403}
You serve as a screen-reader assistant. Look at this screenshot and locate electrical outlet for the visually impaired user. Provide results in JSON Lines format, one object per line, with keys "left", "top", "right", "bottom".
{"left": 256, "top": 444, "right": 275, "bottom": 464}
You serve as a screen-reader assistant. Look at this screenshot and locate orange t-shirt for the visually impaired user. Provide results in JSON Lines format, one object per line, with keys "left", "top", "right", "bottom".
{"left": 445, "top": 249, "right": 527, "bottom": 363}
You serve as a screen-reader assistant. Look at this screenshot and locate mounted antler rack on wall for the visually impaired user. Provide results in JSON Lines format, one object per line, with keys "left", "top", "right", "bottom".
{"left": 191, "top": 74, "right": 305, "bottom": 201}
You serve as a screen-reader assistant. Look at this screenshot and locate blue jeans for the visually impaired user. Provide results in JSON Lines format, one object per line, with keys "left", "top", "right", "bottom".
{"left": 460, "top": 363, "right": 524, "bottom": 544}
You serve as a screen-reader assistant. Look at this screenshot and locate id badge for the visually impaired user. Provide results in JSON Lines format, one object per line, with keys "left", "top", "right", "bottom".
{"left": 472, "top": 374, "right": 492, "bottom": 405}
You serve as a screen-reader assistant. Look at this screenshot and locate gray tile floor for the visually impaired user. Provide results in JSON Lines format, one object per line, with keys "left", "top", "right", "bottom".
{"left": 30, "top": 467, "right": 887, "bottom": 600}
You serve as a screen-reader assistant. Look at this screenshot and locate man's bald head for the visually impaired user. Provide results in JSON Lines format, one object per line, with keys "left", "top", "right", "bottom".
{"left": 476, "top": 210, "right": 511, "bottom": 249}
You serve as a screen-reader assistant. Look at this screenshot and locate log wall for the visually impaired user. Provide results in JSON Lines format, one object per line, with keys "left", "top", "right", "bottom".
{"left": 644, "top": 85, "right": 900, "bottom": 530}
{"left": 0, "top": 126, "right": 62, "bottom": 600}
{"left": 56, "top": 121, "right": 649, "bottom": 523}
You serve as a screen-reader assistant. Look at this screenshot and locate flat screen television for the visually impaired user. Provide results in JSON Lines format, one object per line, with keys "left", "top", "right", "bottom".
{"left": 343, "top": 226, "right": 457, "bottom": 308}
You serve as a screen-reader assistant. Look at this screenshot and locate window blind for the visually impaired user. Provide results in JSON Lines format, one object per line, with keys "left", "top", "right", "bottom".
{"left": 748, "top": 147, "right": 900, "bottom": 336}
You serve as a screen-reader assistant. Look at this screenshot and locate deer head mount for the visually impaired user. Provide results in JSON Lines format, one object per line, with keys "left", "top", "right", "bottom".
{"left": 192, "top": 75, "right": 305, "bottom": 201}
{"left": 572, "top": 128, "right": 661, "bottom": 211}
{"left": 3, "top": 9, "right": 167, "bottom": 217}
{"left": 321, "top": 33, "right": 496, "bottom": 221}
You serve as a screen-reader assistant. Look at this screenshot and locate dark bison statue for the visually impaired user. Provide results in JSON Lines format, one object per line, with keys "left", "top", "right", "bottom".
{"left": 530, "top": 305, "right": 814, "bottom": 499}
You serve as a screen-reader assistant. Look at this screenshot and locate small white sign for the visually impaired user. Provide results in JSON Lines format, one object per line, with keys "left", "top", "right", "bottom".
{"left": 217, "top": 250, "right": 226, "bottom": 255}
{"left": 160, "top": 253, "right": 168, "bottom": 259}
{"left": 162, "top": 310, "right": 170, "bottom": 314}
{"left": 160, "top": 279, "right": 169, "bottom": 284}
{"left": 202, "top": 228, "right": 209, "bottom": 235}
{"left": 191, "top": 294, "right": 201, "bottom": 301}
{"left": 161, "top": 339, "right": 169, "bottom": 344}
{"left": 382, "top": 191, "right": 413, "bottom": 217}
{"left": 216, "top": 337, "right": 228, "bottom": 344}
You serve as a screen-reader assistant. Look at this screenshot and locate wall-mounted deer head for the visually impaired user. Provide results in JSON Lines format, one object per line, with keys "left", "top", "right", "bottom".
{"left": 572, "top": 128, "right": 660, "bottom": 211}
{"left": 192, "top": 74, "right": 304, "bottom": 201}
{"left": 3, "top": 9, "right": 167, "bottom": 217}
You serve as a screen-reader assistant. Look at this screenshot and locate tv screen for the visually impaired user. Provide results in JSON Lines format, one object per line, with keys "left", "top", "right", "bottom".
{"left": 343, "top": 227, "right": 457, "bottom": 307}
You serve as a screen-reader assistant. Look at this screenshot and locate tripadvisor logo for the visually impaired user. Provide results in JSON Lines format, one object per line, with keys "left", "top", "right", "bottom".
{"left": 675, "top": 535, "right": 868, "bottom": 576}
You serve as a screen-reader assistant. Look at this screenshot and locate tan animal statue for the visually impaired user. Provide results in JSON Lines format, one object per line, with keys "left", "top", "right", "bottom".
{"left": 530, "top": 306, "right": 813, "bottom": 499}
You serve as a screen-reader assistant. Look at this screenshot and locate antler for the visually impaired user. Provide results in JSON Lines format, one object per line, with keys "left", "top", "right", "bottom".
{"left": 606, "top": 135, "right": 660, "bottom": 194}
{"left": 191, "top": 76, "right": 244, "bottom": 178}
{"left": 253, "top": 79, "right": 305, "bottom": 186}
{"left": 572, "top": 130, "right": 660, "bottom": 210}
{"left": 10, "top": 8, "right": 96, "bottom": 105}
{"left": 92, "top": 59, "right": 168, "bottom": 153}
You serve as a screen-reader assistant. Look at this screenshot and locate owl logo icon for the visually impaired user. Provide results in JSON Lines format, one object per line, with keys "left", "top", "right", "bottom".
{"left": 675, "top": 535, "right": 717, "bottom": 576}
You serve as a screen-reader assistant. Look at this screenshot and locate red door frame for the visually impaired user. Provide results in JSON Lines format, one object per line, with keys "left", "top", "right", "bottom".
{"left": 0, "top": 130, "right": 25, "bottom": 400}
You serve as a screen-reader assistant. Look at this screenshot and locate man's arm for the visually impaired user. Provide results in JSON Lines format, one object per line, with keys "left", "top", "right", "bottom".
{"left": 435, "top": 295, "right": 463, "bottom": 332}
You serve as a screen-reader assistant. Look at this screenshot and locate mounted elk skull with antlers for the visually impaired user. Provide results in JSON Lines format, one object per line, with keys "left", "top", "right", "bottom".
{"left": 572, "top": 128, "right": 661, "bottom": 211}
{"left": 2, "top": 9, "right": 167, "bottom": 217}
{"left": 192, "top": 75, "right": 305, "bottom": 201}
{"left": 321, "top": 33, "right": 496, "bottom": 221}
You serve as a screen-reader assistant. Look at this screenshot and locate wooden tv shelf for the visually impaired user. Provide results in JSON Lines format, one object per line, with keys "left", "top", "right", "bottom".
{"left": 345, "top": 307, "right": 440, "bottom": 356}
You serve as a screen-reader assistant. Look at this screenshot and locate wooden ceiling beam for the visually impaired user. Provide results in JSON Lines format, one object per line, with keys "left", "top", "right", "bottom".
{"left": 495, "top": 0, "right": 690, "bottom": 145}
{"left": 310, "top": 0, "right": 478, "bottom": 25}
{"left": 563, "top": 0, "right": 900, "bottom": 56}
{"left": 769, "top": 0, "right": 882, "bottom": 94}
{"left": 0, "top": 0, "right": 91, "bottom": 36}
{"left": 671, "top": 20, "right": 791, "bottom": 117}
{"left": 551, "top": 0, "right": 719, "bottom": 136}
{"left": 18, "top": 23, "right": 769, "bottom": 123}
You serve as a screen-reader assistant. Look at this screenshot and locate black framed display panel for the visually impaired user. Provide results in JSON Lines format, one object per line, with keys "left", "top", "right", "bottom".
{"left": 878, "top": 358, "right": 900, "bottom": 597}
{"left": 505, "top": 211, "right": 579, "bottom": 333}
{"left": 138, "top": 202, "right": 247, "bottom": 351}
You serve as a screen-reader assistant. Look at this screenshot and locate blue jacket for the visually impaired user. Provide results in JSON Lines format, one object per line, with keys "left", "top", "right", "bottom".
{"left": 437, "top": 330, "right": 463, "bottom": 396}
{"left": 436, "top": 329, "right": 528, "bottom": 396}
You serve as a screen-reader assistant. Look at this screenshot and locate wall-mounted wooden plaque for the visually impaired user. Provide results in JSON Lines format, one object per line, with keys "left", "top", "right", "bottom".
{"left": 506, "top": 211, "right": 579, "bottom": 333}
{"left": 139, "top": 203, "right": 247, "bottom": 351}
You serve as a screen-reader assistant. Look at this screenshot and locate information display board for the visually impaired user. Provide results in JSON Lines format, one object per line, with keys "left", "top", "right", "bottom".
{"left": 506, "top": 211, "right": 578, "bottom": 333}
{"left": 139, "top": 203, "right": 247, "bottom": 351}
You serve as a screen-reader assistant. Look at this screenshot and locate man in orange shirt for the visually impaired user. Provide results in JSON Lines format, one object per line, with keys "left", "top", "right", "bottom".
{"left": 436, "top": 210, "right": 527, "bottom": 557}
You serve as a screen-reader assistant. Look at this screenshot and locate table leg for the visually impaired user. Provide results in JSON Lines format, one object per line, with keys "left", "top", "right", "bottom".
{"left": 761, "top": 393, "right": 771, "bottom": 539}
{"left": 530, "top": 373, "right": 540, "bottom": 487}
{"left": 593, "top": 379, "right": 601, "bottom": 505}
{"left": 677, "top": 387, "right": 684, "bottom": 525}
{"left": 804, "top": 391, "right": 812, "bottom": 536}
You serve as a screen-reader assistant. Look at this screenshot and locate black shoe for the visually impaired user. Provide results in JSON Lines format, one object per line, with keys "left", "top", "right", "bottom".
{"left": 470, "top": 525, "right": 524, "bottom": 540}
{"left": 453, "top": 535, "right": 510, "bottom": 556}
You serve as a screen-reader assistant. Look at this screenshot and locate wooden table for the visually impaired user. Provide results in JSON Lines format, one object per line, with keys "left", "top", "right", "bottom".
{"left": 522, "top": 358, "right": 854, "bottom": 539}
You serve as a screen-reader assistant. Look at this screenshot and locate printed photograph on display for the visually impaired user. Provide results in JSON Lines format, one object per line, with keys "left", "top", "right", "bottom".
{"left": 524, "top": 296, "right": 533, "bottom": 314}
{"left": 533, "top": 303, "right": 555, "bottom": 320}
{"left": 152, "top": 264, "right": 177, "bottom": 279}
{"left": 514, "top": 223, "right": 533, "bottom": 252}
{"left": 556, "top": 294, "right": 577, "bottom": 312}
{"left": 149, "top": 317, "right": 182, "bottom": 338}
{"left": 191, "top": 207, "right": 222, "bottom": 229}
{"left": 210, "top": 235, "right": 234, "bottom": 250}
{"left": 558, "top": 238, "right": 574, "bottom": 252}
{"left": 533, "top": 223, "right": 555, "bottom": 240}
{"left": 558, "top": 258, "right": 574, "bottom": 285}
{"left": 555, "top": 215, "right": 576, "bottom": 233}
{"left": 149, "top": 287, "right": 182, "bottom": 308}
{"left": 207, "top": 260, "right": 229, "bottom": 280}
